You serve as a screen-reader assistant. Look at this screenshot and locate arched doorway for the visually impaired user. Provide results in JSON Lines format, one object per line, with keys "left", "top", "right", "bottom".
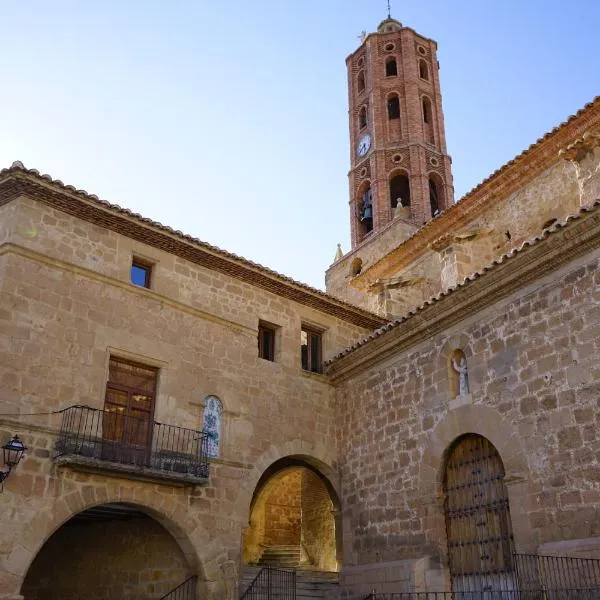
{"left": 243, "top": 458, "right": 340, "bottom": 572}
{"left": 444, "top": 434, "right": 516, "bottom": 593}
{"left": 21, "top": 503, "right": 194, "bottom": 600}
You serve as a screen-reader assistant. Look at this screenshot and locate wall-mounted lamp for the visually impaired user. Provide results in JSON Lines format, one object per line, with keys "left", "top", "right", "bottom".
{"left": 0, "top": 435, "right": 27, "bottom": 491}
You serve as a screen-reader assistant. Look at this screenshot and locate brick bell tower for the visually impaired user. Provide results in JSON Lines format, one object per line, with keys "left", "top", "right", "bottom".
{"left": 348, "top": 15, "right": 454, "bottom": 248}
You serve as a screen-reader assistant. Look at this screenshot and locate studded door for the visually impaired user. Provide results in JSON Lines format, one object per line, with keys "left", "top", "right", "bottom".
{"left": 444, "top": 434, "right": 516, "bottom": 594}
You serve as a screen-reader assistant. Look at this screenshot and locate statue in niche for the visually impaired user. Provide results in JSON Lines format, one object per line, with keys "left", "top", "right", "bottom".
{"left": 452, "top": 351, "right": 469, "bottom": 397}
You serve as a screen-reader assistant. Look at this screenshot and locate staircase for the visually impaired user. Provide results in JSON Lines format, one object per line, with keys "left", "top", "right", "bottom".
{"left": 240, "top": 566, "right": 339, "bottom": 599}
{"left": 258, "top": 545, "right": 302, "bottom": 568}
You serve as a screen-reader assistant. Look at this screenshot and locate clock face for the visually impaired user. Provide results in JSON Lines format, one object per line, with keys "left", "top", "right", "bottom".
{"left": 357, "top": 133, "right": 371, "bottom": 158}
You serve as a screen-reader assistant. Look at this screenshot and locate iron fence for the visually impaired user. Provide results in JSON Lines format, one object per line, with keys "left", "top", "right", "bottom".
{"left": 361, "top": 593, "right": 600, "bottom": 600}
{"left": 56, "top": 405, "right": 210, "bottom": 479}
{"left": 159, "top": 576, "right": 197, "bottom": 600}
{"left": 514, "top": 553, "right": 600, "bottom": 591}
{"left": 241, "top": 566, "right": 296, "bottom": 600}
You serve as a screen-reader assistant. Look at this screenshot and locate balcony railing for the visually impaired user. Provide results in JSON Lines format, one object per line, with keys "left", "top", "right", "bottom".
{"left": 55, "top": 405, "right": 210, "bottom": 483}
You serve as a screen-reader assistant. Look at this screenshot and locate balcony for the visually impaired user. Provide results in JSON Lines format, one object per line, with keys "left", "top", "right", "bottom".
{"left": 55, "top": 405, "right": 210, "bottom": 485}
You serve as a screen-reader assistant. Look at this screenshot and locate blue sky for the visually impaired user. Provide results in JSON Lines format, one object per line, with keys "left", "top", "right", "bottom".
{"left": 1, "top": 1, "right": 598, "bottom": 289}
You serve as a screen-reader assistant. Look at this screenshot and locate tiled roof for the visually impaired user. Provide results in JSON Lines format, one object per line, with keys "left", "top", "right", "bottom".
{"left": 0, "top": 161, "right": 388, "bottom": 330}
{"left": 326, "top": 198, "right": 600, "bottom": 365}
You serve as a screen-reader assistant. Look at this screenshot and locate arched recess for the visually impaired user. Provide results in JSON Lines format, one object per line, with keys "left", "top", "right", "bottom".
{"left": 242, "top": 455, "right": 342, "bottom": 572}
{"left": 429, "top": 172, "right": 444, "bottom": 217}
{"left": 357, "top": 70, "right": 366, "bottom": 93}
{"left": 419, "top": 59, "right": 429, "bottom": 80}
{"left": 389, "top": 170, "right": 411, "bottom": 211}
{"left": 385, "top": 56, "right": 398, "bottom": 77}
{"left": 21, "top": 502, "right": 197, "bottom": 600}
{"left": 13, "top": 488, "right": 211, "bottom": 600}
{"left": 422, "top": 95, "right": 435, "bottom": 144}
{"left": 443, "top": 434, "right": 516, "bottom": 592}
{"left": 356, "top": 179, "right": 373, "bottom": 238}
{"left": 358, "top": 105, "right": 367, "bottom": 130}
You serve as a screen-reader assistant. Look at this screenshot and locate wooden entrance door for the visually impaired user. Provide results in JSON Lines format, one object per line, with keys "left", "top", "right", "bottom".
{"left": 102, "top": 358, "right": 157, "bottom": 465}
{"left": 444, "top": 434, "right": 516, "bottom": 594}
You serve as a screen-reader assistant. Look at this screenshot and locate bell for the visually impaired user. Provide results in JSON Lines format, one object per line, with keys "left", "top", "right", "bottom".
{"left": 361, "top": 205, "right": 373, "bottom": 222}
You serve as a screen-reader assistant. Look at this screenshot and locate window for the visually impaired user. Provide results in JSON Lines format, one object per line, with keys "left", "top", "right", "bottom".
{"left": 357, "top": 70, "right": 366, "bottom": 93}
{"left": 429, "top": 177, "right": 441, "bottom": 217}
{"left": 387, "top": 95, "right": 400, "bottom": 120}
{"left": 131, "top": 258, "right": 152, "bottom": 288}
{"left": 359, "top": 106, "right": 367, "bottom": 130}
{"left": 358, "top": 186, "right": 373, "bottom": 234}
{"left": 301, "top": 326, "right": 322, "bottom": 374}
{"left": 258, "top": 322, "right": 276, "bottom": 362}
{"left": 390, "top": 174, "right": 411, "bottom": 209}
{"left": 103, "top": 357, "right": 158, "bottom": 459}
{"left": 202, "top": 396, "right": 222, "bottom": 458}
{"left": 419, "top": 59, "right": 429, "bottom": 81}
{"left": 422, "top": 96, "right": 432, "bottom": 124}
{"left": 385, "top": 57, "right": 398, "bottom": 77}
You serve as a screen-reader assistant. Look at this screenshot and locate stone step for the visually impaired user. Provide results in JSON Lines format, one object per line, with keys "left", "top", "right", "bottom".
{"left": 239, "top": 566, "right": 339, "bottom": 599}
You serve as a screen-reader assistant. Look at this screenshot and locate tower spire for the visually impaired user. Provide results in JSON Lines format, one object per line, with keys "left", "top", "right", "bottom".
{"left": 387, "top": 0, "right": 391, "bottom": 18}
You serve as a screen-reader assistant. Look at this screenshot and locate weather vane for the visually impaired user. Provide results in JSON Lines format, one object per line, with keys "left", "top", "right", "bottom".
{"left": 387, "top": 0, "right": 392, "bottom": 18}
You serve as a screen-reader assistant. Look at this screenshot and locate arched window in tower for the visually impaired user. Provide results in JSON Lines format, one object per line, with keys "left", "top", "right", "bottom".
{"left": 359, "top": 106, "right": 367, "bottom": 130}
{"left": 387, "top": 94, "right": 400, "bottom": 120}
{"left": 389, "top": 173, "right": 411, "bottom": 211}
{"left": 202, "top": 396, "right": 223, "bottom": 458}
{"left": 419, "top": 59, "right": 429, "bottom": 81}
{"left": 357, "top": 70, "right": 366, "bottom": 93}
{"left": 357, "top": 184, "right": 373, "bottom": 236}
{"left": 429, "top": 176, "right": 442, "bottom": 218}
{"left": 422, "top": 96, "right": 434, "bottom": 144}
{"left": 385, "top": 57, "right": 398, "bottom": 77}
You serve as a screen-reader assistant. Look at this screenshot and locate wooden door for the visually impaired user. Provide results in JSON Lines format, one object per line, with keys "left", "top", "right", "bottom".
{"left": 102, "top": 358, "right": 157, "bottom": 465}
{"left": 444, "top": 434, "right": 516, "bottom": 595}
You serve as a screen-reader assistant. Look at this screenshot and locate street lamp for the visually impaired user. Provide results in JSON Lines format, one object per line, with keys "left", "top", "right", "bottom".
{"left": 0, "top": 435, "right": 27, "bottom": 491}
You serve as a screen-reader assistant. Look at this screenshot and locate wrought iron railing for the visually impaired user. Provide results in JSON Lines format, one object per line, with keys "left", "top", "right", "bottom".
{"left": 159, "top": 576, "right": 197, "bottom": 600}
{"left": 514, "top": 553, "right": 600, "bottom": 592}
{"left": 361, "top": 593, "right": 600, "bottom": 599}
{"left": 56, "top": 405, "right": 210, "bottom": 479}
{"left": 241, "top": 566, "right": 296, "bottom": 599}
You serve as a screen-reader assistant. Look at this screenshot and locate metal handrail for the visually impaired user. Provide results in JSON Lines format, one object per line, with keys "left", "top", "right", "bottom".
{"left": 241, "top": 566, "right": 296, "bottom": 599}
{"left": 159, "top": 575, "right": 197, "bottom": 600}
{"left": 56, "top": 404, "right": 210, "bottom": 479}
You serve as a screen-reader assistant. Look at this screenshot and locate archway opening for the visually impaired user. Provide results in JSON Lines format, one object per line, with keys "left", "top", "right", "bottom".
{"left": 21, "top": 503, "right": 194, "bottom": 600}
{"left": 243, "top": 459, "right": 340, "bottom": 572}
{"left": 443, "top": 434, "right": 516, "bottom": 593}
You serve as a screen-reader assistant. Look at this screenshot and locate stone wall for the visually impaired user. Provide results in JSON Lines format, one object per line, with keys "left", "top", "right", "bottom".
{"left": 301, "top": 469, "right": 336, "bottom": 571}
{"left": 21, "top": 515, "right": 190, "bottom": 600}
{"left": 264, "top": 470, "right": 302, "bottom": 546}
{"left": 335, "top": 249, "right": 600, "bottom": 594}
{"left": 0, "top": 193, "right": 363, "bottom": 598}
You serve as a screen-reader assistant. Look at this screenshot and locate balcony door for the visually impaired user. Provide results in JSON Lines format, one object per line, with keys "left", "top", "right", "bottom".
{"left": 103, "top": 357, "right": 157, "bottom": 465}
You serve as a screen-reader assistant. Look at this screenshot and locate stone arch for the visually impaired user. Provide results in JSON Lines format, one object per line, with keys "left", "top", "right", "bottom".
{"left": 12, "top": 484, "right": 212, "bottom": 598}
{"left": 239, "top": 443, "right": 341, "bottom": 572}
{"left": 419, "top": 404, "right": 529, "bottom": 500}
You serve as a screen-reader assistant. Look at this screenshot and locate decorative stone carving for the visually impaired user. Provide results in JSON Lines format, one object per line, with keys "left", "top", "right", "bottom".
{"left": 451, "top": 350, "right": 469, "bottom": 397}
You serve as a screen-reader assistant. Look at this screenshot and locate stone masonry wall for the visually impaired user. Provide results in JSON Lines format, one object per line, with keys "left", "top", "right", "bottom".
{"left": 264, "top": 470, "right": 302, "bottom": 546}
{"left": 301, "top": 469, "right": 336, "bottom": 571}
{"left": 336, "top": 249, "right": 600, "bottom": 595}
{"left": 21, "top": 516, "right": 190, "bottom": 600}
{"left": 0, "top": 194, "right": 368, "bottom": 599}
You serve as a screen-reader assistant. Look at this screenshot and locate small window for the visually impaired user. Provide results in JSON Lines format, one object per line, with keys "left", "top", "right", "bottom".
{"left": 301, "top": 326, "right": 322, "bottom": 374}
{"left": 131, "top": 258, "right": 152, "bottom": 288}
{"left": 258, "top": 322, "right": 276, "bottom": 362}
{"left": 422, "top": 97, "right": 432, "bottom": 124}
{"left": 357, "top": 70, "right": 366, "bottom": 93}
{"left": 387, "top": 95, "right": 400, "bottom": 120}
{"left": 419, "top": 59, "right": 429, "bottom": 81}
{"left": 429, "top": 177, "right": 441, "bottom": 217}
{"left": 385, "top": 57, "right": 398, "bottom": 77}
{"left": 359, "top": 106, "right": 367, "bottom": 130}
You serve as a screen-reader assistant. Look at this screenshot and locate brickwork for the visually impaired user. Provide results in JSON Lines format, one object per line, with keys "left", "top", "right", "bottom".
{"left": 21, "top": 515, "right": 190, "bottom": 600}
{"left": 334, "top": 250, "right": 600, "bottom": 594}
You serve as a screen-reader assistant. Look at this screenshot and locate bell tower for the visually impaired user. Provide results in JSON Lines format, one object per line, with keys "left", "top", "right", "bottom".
{"left": 347, "top": 16, "right": 454, "bottom": 248}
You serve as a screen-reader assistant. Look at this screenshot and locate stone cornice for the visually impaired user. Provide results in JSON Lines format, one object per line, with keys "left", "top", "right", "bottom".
{"left": 0, "top": 167, "right": 387, "bottom": 331}
{"left": 326, "top": 199, "right": 600, "bottom": 382}
{"left": 350, "top": 97, "right": 600, "bottom": 289}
